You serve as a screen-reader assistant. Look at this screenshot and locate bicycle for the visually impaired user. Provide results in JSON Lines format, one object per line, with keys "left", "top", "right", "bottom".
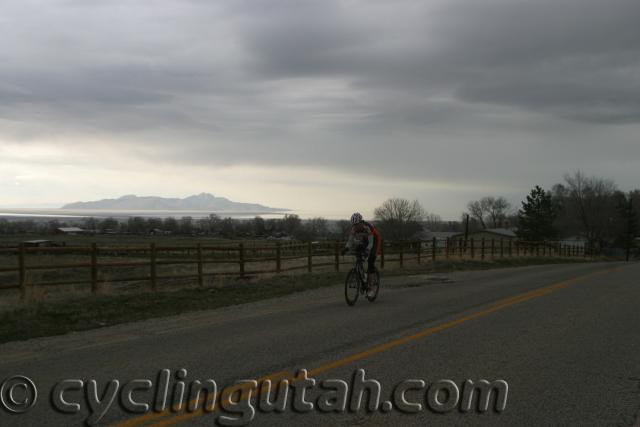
{"left": 344, "top": 249, "right": 380, "bottom": 306}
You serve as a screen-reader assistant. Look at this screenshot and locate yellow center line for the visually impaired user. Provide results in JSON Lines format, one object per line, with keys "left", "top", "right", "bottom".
{"left": 112, "top": 370, "right": 291, "bottom": 427}
{"left": 112, "top": 265, "right": 623, "bottom": 427}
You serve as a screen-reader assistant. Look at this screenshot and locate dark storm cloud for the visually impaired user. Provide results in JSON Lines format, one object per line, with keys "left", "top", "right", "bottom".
{"left": 233, "top": 0, "right": 640, "bottom": 123}
{"left": 1, "top": 0, "right": 640, "bottom": 193}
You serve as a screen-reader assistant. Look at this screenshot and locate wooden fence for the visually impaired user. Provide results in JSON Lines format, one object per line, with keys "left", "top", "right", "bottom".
{"left": 0, "top": 238, "right": 589, "bottom": 300}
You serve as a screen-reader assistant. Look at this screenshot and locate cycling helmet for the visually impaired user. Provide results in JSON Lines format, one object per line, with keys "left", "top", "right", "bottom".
{"left": 350, "top": 212, "right": 363, "bottom": 225}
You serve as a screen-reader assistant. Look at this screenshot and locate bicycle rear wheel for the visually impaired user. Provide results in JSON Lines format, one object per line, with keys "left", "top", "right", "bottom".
{"left": 345, "top": 268, "right": 360, "bottom": 306}
{"left": 366, "top": 269, "right": 380, "bottom": 302}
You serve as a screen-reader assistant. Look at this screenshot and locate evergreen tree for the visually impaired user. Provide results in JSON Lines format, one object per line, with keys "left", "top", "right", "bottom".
{"left": 615, "top": 192, "right": 638, "bottom": 260}
{"left": 517, "top": 186, "right": 557, "bottom": 241}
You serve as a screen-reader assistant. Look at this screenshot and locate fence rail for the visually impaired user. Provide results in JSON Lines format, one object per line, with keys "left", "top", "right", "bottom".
{"left": 0, "top": 238, "right": 592, "bottom": 300}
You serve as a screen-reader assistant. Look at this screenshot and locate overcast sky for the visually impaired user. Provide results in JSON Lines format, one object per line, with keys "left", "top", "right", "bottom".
{"left": 1, "top": 0, "right": 639, "bottom": 219}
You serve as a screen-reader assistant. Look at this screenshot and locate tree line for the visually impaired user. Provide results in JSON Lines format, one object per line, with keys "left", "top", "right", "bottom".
{"left": 459, "top": 171, "right": 639, "bottom": 250}
{"left": 346, "top": 171, "right": 639, "bottom": 251}
{"left": 1, "top": 171, "right": 637, "bottom": 250}
{"left": 0, "top": 214, "right": 341, "bottom": 241}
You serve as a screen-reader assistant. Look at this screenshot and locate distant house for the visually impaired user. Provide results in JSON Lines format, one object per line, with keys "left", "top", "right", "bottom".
{"left": 266, "top": 234, "right": 293, "bottom": 241}
{"left": 450, "top": 228, "right": 517, "bottom": 243}
{"left": 23, "top": 240, "right": 62, "bottom": 247}
{"left": 55, "top": 227, "right": 86, "bottom": 235}
{"left": 411, "top": 230, "right": 461, "bottom": 248}
{"left": 150, "top": 228, "right": 171, "bottom": 236}
{"left": 410, "top": 230, "right": 433, "bottom": 242}
{"left": 559, "top": 236, "right": 587, "bottom": 248}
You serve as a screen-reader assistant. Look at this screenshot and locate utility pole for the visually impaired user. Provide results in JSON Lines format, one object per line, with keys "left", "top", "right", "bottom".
{"left": 626, "top": 197, "right": 633, "bottom": 262}
{"left": 464, "top": 214, "right": 470, "bottom": 250}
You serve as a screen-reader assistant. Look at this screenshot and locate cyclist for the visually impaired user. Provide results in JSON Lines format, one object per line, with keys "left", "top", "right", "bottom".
{"left": 342, "top": 212, "right": 382, "bottom": 290}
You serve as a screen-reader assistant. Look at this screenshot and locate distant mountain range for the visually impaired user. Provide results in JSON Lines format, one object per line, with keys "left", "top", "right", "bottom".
{"left": 62, "top": 193, "right": 288, "bottom": 212}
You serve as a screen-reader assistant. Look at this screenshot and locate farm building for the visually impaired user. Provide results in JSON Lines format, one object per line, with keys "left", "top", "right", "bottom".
{"left": 55, "top": 227, "right": 87, "bottom": 235}
{"left": 22, "top": 240, "right": 63, "bottom": 247}
{"left": 411, "top": 230, "right": 461, "bottom": 248}
{"left": 450, "top": 228, "right": 517, "bottom": 244}
{"left": 559, "top": 236, "right": 587, "bottom": 248}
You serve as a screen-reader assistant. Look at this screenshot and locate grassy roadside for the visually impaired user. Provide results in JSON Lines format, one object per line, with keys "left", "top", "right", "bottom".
{"left": 0, "top": 257, "right": 602, "bottom": 344}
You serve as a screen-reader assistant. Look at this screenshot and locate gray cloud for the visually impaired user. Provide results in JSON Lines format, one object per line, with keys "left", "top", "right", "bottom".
{"left": 232, "top": 0, "right": 640, "bottom": 123}
{"left": 1, "top": 0, "right": 640, "bottom": 211}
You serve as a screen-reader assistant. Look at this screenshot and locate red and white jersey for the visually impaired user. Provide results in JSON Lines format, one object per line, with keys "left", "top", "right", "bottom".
{"left": 347, "top": 221, "right": 382, "bottom": 255}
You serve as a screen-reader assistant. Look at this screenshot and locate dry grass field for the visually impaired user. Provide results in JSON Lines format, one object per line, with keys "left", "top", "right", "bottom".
{"left": 0, "top": 234, "right": 595, "bottom": 344}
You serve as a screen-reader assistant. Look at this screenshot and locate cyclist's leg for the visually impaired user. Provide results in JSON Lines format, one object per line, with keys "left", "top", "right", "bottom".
{"left": 367, "top": 238, "right": 378, "bottom": 288}
{"left": 367, "top": 252, "right": 376, "bottom": 273}
{"left": 368, "top": 236, "right": 379, "bottom": 274}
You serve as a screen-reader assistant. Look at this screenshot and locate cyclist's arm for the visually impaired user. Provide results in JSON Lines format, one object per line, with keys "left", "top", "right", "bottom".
{"left": 363, "top": 224, "right": 374, "bottom": 254}
{"left": 366, "top": 234, "right": 374, "bottom": 253}
{"left": 345, "top": 235, "right": 353, "bottom": 250}
{"left": 343, "top": 229, "right": 355, "bottom": 253}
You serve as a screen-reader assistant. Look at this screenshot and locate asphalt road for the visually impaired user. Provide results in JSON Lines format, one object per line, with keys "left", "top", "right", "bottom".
{"left": 1, "top": 262, "right": 639, "bottom": 427}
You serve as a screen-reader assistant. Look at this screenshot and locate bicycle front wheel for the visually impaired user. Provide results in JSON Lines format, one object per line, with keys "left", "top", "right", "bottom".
{"left": 345, "top": 268, "right": 360, "bottom": 306}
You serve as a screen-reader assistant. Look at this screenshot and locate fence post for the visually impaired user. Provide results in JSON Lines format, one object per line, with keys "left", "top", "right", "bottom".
{"left": 276, "top": 242, "right": 282, "bottom": 273}
{"left": 18, "top": 243, "right": 26, "bottom": 300}
{"left": 491, "top": 239, "right": 495, "bottom": 259}
{"left": 91, "top": 243, "right": 98, "bottom": 294}
{"left": 445, "top": 238, "right": 450, "bottom": 259}
{"left": 508, "top": 240, "right": 512, "bottom": 257}
{"left": 432, "top": 237, "right": 437, "bottom": 262}
{"left": 500, "top": 239, "right": 504, "bottom": 257}
{"left": 459, "top": 239, "right": 463, "bottom": 258}
{"left": 481, "top": 238, "right": 485, "bottom": 260}
{"left": 334, "top": 241, "right": 340, "bottom": 272}
{"left": 307, "top": 241, "right": 312, "bottom": 273}
{"left": 470, "top": 238, "right": 475, "bottom": 258}
{"left": 150, "top": 243, "right": 157, "bottom": 291}
{"left": 515, "top": 242, "right": 519, "bottom": 257}
{"left": 416, "top": 241, "right": 421, "bottom": 264}
{"left": 536, "top": 244, "right": 540, "bottom": 257}
{"left": 239, "top": 243, "right": 245, "bottom": 278}
{"left": 380, "top": 240, "right": 385, "bottom": 269}
{"left": 197, "top": 244, "right": 204, "bottom": 288}
{"left": 399, "top": 241, "right": 404, "bottom": 267}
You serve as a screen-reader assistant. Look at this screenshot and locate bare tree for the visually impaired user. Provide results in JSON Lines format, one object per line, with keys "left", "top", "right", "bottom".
{"left": 423, "top": 212, "right": 443, "bottom": 231}
{"left": 336, "top": 220, "right": 352, "bottom": 237}
{"left": 467, "top": 200, "right": 486, "bottom": 229}
{"left": 485, "top": 197, "right": 511, "bottom": 228}
{"left": 374, "top": 198, "right": 426, "bottom": 241}
{"left": 375, "top": 198, "right": 425, "bottom": 222}
{"left": 466, "top": 196, "right": 511, "bottom": 229}
{"left": 560, "top": 171, "right": 618, "bottom": 248}
{"left": 305, "top": 217, "right": 328, "bottom": 239}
